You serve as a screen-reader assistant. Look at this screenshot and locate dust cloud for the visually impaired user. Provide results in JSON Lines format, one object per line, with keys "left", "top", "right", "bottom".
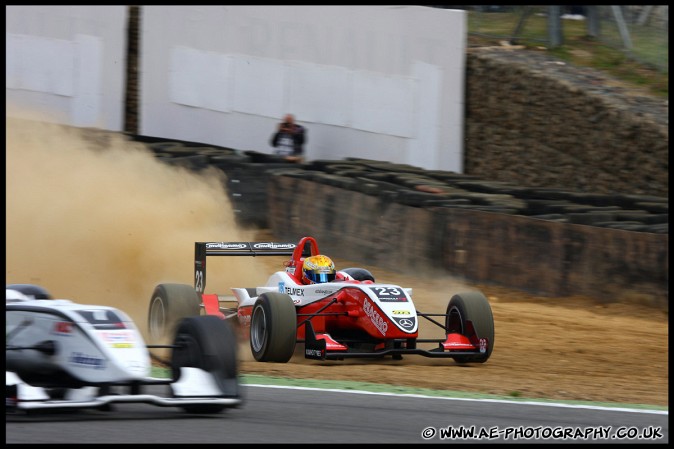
{"left": 5, "top": 114, "right": 266, "bottom": 336}
{"left": 6, "top": 112, "right": 478, "bottom": 345}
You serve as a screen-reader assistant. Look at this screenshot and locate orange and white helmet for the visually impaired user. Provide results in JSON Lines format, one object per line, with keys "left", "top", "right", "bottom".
{"left": 301, "top": 255, "right": 336, "bottom": 284}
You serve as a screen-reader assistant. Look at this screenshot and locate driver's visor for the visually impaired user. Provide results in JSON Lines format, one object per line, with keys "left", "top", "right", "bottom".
{"left": 306, "top": 271, "right": 336, "bottom": 283}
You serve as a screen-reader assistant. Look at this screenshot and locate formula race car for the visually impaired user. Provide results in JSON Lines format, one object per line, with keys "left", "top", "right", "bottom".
{"left": 148, "top": 236, "right": 494, "bottom": 364}
{"left": 6, "top": 284, "right": 241, "bottom": 414}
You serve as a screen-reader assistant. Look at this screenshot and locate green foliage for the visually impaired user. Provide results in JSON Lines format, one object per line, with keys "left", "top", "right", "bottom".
{"left": 467, "top": 9, "right": 668, "bottom": 98}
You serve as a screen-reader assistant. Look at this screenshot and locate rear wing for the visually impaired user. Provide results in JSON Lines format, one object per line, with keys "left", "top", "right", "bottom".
{"left": 194, "top": 241, "right": 312, "bottom": 293}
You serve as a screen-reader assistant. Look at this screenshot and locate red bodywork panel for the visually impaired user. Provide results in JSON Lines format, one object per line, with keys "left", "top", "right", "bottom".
{"left": 315, "top": 333, "right": 348, "bottom": 351}
{"left": 202, "top": 293, "right": 225, "bottom": 319}
{"left": 442, "top": 333, "right": 477, "bottom": 350}
{"left": 296, "top": 287, "right": 417, "bottom": 340}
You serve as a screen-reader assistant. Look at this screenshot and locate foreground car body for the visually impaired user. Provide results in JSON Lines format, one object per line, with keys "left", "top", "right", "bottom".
{"left": 6, "top": 284, "right": 241, "bottom": 414}
{"left": 149, "top": 236, "right": 494, "bottom": 364}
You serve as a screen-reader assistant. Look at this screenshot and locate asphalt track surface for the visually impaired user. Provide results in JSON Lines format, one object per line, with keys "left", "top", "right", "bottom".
{"left": 6, "top": 380, "right": 668, "bottom": 444}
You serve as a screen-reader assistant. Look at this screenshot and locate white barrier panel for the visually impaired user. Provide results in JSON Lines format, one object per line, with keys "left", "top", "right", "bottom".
{"left": 5, "top": 6, "right": 465, "bottom": 171}
{"left": 5, "top": 6, "right": 128, "bottom": 131}
{"left": 141, "top": 5, "right": 466, "bottom": 172}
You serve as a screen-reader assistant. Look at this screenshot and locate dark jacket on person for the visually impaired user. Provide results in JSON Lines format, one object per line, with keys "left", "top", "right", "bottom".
{"left": 271, "top": 124, "right": 305, "bottom": 156}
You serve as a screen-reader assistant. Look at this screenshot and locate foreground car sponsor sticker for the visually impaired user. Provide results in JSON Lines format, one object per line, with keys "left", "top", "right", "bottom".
{"left": 68, "top": 352, "right": 106, "bottom": 369}
{"left": 53, "top": 321, "right": 74, "bottom": 335}
{"left": 99, "top": 330, "right": 135, "bottom": 348}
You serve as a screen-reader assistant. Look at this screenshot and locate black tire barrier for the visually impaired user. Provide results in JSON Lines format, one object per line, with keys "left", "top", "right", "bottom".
{"left": 322, "top": 163, "right": 369, "bottom": 174}
{"left": 346, "top": 176, "right": 405, "bottom": 194}
{"left": 528, "top": 213, "right": 569, "bottom": 222}
{"left": 644, "top": 223, "right": 669, "bottom": 234}
{"left": 126, "top": 136, "right": 668, "bottom": 234}
{"left": 567, "top": 212, "right": 618, "bottom": 225}
{"left": 243, "top": 150, "right": 295, "bottom": 164}
{"left": 594, "top": 221, "right": 651, "bottom": 232}
{"left": 160, "top": 154, "right": 210, "bottom": 171}
{"left": 635, "top": 201, "right": 668, "bottom": 214}
{"left": 145, "top": 141, "right": 193, "bottom": 155}
{"left": 194, "top": 147, "right": 237, "bottom": 161}
{"left": 209, "top": 154, "right": 253, "bottom": 172}
{"left": 266, "top": 174, "right": 668, "bottom": 307}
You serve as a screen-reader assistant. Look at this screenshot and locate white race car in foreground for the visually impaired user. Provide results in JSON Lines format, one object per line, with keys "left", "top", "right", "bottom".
{"left": 6, "top": 284, "right": 241, "bottom": 414}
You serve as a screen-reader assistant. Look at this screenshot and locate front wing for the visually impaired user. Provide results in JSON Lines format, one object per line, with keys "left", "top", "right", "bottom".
{"left": 303, "top": 321, "right": 488, "bottom": 360}
{"left": 6, "top": 368, "right": 241, "bottom": 412}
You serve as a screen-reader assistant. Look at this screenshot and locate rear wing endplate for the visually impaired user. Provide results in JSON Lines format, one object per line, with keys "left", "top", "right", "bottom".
{"left": 194, "top": 241, "right": 310, "bottom": 293}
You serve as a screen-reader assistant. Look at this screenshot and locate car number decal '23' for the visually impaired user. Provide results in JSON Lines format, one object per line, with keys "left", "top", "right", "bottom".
{"left": 370, "top": 286, "right": 408, "bottom": 302}
{"left": 195, "top": 270, "right": 204, "bottom": 292}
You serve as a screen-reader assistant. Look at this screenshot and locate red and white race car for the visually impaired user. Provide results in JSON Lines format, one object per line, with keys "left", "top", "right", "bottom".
{"left": 148, "top": 236, "right": 494, "bottom": 364}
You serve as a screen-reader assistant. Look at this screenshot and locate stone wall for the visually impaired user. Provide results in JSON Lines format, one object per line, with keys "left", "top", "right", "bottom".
{"left": 464, "top": 48, "right": 668, "bottom": 198}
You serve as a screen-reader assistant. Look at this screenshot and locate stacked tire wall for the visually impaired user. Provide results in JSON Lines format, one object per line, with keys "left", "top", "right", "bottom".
{"left": 265, "top": 166, "right": 668, "bottom": 309}
{"left": 125, "top": 136, "right": 667, "bottom": 309}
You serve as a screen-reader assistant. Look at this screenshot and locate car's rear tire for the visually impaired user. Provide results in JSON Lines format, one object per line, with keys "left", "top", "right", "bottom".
{"left": 445, "top": 291, "right": 494, "bottom": 364}
{"left": 148, "top": 283, "right": 201, "bottom": 344}
{"left": 171, "top": 315, "right": 239, "bottom": 414}
{"left": 341, "top": 267, "right": 375, "bottom": 282}
{"left": 250, "top": 293, "right": 297, "bottom": 362}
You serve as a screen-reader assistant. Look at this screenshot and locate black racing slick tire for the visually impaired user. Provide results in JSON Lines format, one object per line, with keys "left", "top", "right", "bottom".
{"left": 445, "top": 291, "right": 494, "bottom": 364}
{"left": 148, "top": 283, "right": 201, "bottom": 344}
{"left": 171, "top": 315, "right": 239, "bottom": 414}
{"left": 341, "top": 267, "right": 376, "bottom": 282}
{"left": 250, "top": 293, "right": 297, "bottom": 363}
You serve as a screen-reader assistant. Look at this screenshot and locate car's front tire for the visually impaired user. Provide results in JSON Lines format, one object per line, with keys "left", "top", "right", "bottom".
{"left": 445, "top": 291, "right": 494, "bottom": 364}
{"left": 148, "top": 283, "right": 201, "bottom": 344}
{"left": 171, "top": 315, "right": 239, "bottom": 414}
{"left": 250, "top": 293, "right": 297, "bottom": 363}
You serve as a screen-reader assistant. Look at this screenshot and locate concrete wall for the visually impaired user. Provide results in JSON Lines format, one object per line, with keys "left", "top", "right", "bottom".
{"left": 138, "top": 5, "right": 466, "bottom": 172}
{"left": 5, "top": 6, "right": 128, "bottom": 130}
{"left": 6, "top": 5, "right": 466, "bottom": 172}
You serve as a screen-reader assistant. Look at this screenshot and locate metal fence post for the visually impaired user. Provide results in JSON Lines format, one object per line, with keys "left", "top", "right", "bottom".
{"left": 548, "top": 5, "right": 563, "bottom": 48}
{"left": 611, "top": 5, "right": 633, "bottom": 50}
{"left": 586, "top": 5, "right": 601, "bottom": 37}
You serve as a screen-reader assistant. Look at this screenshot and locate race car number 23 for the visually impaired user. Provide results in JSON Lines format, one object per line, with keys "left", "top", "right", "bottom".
{"left": 370, "top": 286, "right": 407, "bottom": 302}
{"left": 195, "top": 270, "right": 205, "bottom": 293}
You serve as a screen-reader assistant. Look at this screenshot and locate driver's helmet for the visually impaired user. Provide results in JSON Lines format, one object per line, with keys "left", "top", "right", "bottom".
{"left": 301, "top": 255, "right": 336, "bottom": 284}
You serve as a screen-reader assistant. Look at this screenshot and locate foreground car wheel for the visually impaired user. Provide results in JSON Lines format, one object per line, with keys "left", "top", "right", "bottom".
{"left": 148, "top": 283, "right": 201, "bottom": 344}
{"left": 445, "top": 291, "right": 494, "bottom": 364}
{"left": 171, "top": 315, "right": 238, "bottom": 414}
{"left": 250, "top": 293, "right": 297, "bottom": 362}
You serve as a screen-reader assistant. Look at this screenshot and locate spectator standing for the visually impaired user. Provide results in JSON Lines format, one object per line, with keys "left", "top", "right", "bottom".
{"left": 271, "top": 113, "right": 305, "bottom": 162}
